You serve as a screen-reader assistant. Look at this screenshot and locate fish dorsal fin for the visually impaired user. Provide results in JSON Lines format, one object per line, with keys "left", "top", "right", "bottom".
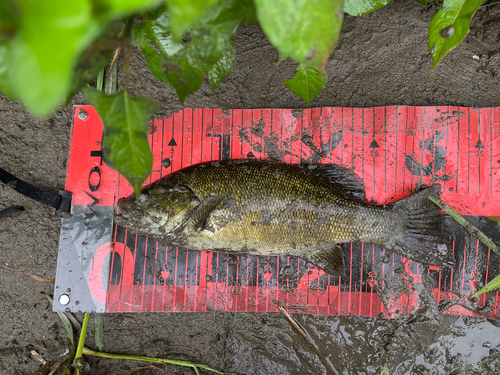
{"left": 303, "top": 244, "right": 345, "bottom": 276}
{"left": 302, "top": 164, "right": 366, "bottom": 201}
{"left": 190, "top": 195, "right": 225, "bottom": 231}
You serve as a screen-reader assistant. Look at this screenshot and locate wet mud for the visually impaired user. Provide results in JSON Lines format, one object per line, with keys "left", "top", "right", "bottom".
{"left": 2, "top": 0, "right": 500, "bottom": 373}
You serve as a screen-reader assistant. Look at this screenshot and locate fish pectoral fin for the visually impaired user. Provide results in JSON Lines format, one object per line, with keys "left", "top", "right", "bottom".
{"left": 190, "top": 195, "right": 225, "bottom": 232}
{"left": 305, "top": 244, "right": 345, "bottom": 276}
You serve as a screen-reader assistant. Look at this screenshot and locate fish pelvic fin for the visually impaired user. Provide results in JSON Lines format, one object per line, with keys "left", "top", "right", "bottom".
{"left": 384, "top": 185, "right": 455, "bottom": 268}
{"left": 304, "top": 244, "right": 345, "bottom": 276}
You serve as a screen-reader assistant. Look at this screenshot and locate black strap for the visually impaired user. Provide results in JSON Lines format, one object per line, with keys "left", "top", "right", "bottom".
{"left": 0, "top": 167, "right": 72, "bottom": 217}
{"left": 0, "top": 205, "right": 24, "bottom": 218}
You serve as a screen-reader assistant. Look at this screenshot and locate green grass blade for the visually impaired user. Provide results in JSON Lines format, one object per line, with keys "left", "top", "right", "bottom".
{"left": 82, "top": 347, "right": 233, "bottom": 374}
{"left": 104, "top": 60, "right": 118, "bottom": 95}
{"left": 96, "top": 68, "right": 104, "bottom": 92}
{"left": 94, "top": 314, "right": 104, "bottom": 351}
{"left": 472, "top": 273, "right": 500, "bottom": 297}
{"left": 44, "top": 294, "right": 76, "bottom": 373}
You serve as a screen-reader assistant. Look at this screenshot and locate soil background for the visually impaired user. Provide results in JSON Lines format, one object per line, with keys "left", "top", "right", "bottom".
{"left": 2, "top": 0, "right": 500, "bottom": 374}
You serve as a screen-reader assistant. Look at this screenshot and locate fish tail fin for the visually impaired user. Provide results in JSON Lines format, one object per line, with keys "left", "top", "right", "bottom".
{"left": 384, "top": 185, "right": 455, "bottom": 267}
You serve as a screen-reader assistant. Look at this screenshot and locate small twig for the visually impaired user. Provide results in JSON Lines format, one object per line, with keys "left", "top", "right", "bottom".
{"left": 278, "top": 306, "right": 339, "bottom": 375}
{"left": 47, "top": 360, "right": 64, "bottom": 375}
{"left": 109, "top": 48, "right": 123, "bottom": 72}
{"left": 429, "top": 196, "right": 500, "bottom": 257}
{"left": 82, "top": 347, "right": 232, "bottom": 374}
{"left": 0, "top": 266, "right": 54, "bottom": 284}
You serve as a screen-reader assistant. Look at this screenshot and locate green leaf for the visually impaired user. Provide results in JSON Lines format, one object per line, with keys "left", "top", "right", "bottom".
{"left": 472, "top": 273, "right": 500, "bottom": 297}
{"left": 94, "top": 0, "right": 163, "bottom": 21}
{"left": 164, "top": 56, "right": 204, "bottom": 103}
{"left": 165, "top": 0, "right": 219, "bottom": 40}
{"left": 416, "top": 0, "right": 432, "bottom": 5}
{"left": 132, "top": 6, "right": 184, "bottom": 83}
{"left": 380, "top": 363, "right": 390, "bottom": 375}
{"left": 208, "top": 41, "right": 235, "bottom": 91}
{"left": 254, "top": 0, "right": 343, "bottom": 71}
{"left": 283, "top": 63, "right": 328, "bottom": 105}
{"left": 428, "top": 0, "right": 484, "bottom": 71}
{"left": 9, "top": 0, "right": 101, "bottom": 116}
{"left": 137, "top": 0, "right": 244, "bottom": 101}
{"left": 83, "top": 88, "right": 159, "bottom": 195}
{"left": 344, "top": 0, "right": 391, "bottom": 16}
{"left": 488, "top": 216, "right": 500, "bottom": 223}
{"left": 0, "top": 0, "right": 18, "bottom": 37}
{"left": 207, "top": 0, "right": 256, "bottom": 25}
{"left": 94, "top": 315, "right": 104, "bottom": 351}
{"left": 5, "top": 0, "right": 162, "bottom": 116}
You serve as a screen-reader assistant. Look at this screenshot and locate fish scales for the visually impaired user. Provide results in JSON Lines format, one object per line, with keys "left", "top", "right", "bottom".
{"left": 173, "top": 162, "right": 392, "bottom": 253}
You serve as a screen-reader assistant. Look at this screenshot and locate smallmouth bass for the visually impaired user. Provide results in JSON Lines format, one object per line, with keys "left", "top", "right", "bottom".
{"left": 115, "top": 160, "right": 454, "bottom": 275}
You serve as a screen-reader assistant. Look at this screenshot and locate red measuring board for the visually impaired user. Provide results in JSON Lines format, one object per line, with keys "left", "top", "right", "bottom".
{"left": 54, "top": 106, "right": 500, "bottom": 318}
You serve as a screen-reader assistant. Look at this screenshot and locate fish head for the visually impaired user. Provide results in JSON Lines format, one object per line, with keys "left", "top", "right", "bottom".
{"left": 115, "top": 181, "right": 200, "bottom": 236}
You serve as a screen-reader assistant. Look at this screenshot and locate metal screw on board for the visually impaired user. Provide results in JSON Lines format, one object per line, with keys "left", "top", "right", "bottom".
{"left": 78, "top": 108, "right": 88, "bottom": 120}
{"left": 59, "top": 294, "right": 70, "bottom": 306}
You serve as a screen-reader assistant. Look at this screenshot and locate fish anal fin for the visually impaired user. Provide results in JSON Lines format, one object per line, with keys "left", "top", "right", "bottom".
{"left": 305, "top": 244, "right": 345, "bottom": 276}
{"left": 191, "top": 195, "right": 225, "bottom": 231}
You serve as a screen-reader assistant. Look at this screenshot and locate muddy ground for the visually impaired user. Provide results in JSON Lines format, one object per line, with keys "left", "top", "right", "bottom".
{"left": 2, "top": 0, "right": 500, "bottom": 374}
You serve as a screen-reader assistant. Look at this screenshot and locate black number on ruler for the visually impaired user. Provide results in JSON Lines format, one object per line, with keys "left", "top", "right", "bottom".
{"left": 474, "top": 139, "right": 485, "bottom": 157}
{"left": 370, "top": 150, "right": 378, "bottom": 157}
{"left": 88, "top": 166, "right": 101, "bottom": 192}
{"left": 89, "top": 140, "right": 104, "bottom": 194}
{"left": 405, "top": 133, "right": 445, "bottom": 176}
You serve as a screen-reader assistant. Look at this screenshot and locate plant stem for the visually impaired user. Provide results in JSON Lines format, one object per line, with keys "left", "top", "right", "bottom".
{"left": 74, "top": 313, "right": 90, "bottom": 375}
{"left": 82, "top": 347, "right": 232, "bottom": 375}
{"left": 429, "top": 196, "right": 500, "bottom": 257}
{"left": 122, "top": 17, "right": 134, "bottom": 91}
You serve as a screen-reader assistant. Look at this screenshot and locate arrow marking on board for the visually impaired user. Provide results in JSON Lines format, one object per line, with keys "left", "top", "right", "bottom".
{"left": 474, "top": 139, "right": 485, "bottom": 149}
